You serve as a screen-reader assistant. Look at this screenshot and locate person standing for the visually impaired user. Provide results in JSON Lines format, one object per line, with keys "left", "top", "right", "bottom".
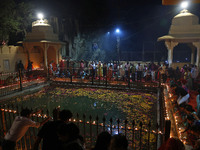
{"left": 17, "top": 60, "right": 24, "bottom": 72}
{"left": 124, "top": 61, "right": 130, "bottom": 79}
{"left": 109, "top": 134, "right": 128, "bottom": 150}
{"left": 193, "top": 139, "right": 200, "bottom": 150}
{"left": 159, "top": 63, "right": 167, "bottom": 83}
{"left": 27, "top": 60, "right": 33, "bottom": 79}
{"left": 80, "top": 60, "right": 84, "bottom": 76}
{"left": 33, "top": 109, "right": 73, "bottom": 150}
{"left": 2, "top": 108, "right": 50, "bottom": 150}
{"left": 196, "top": 89, "right": 200, "bottom": 119}
{"left": 149, "top": 62, "right": 157, "bottom": 81}
{"left": 49, "top": 61, "right": 54, "bottom": 75}
{"left": 17, "top": 60, "right": 25, "bottom": 78}
{"left": 103, "top": 63, "right": 107, "bottom": 78}
{"left": 59, "top": 60, "right": 65, "bottom": 76}
{"left": 97, "top": 61, "right": 103, "bottom": 79}
{"left": 136, "top": 63, "right": 143, "bottom": 82}
{"left": 27, "top": 60, "right": 33, "bottom": 72}
{"left": 57, "top": 122, "right": 84, "bottom": 150}
{"left": 130, "top": 63, "right": 136, "bottom": 82}
{"left": 92, "top": 61, "right": 96, "bottom": 78}
{"left": 92, "top": 131, "right": 111, "bottom": 150}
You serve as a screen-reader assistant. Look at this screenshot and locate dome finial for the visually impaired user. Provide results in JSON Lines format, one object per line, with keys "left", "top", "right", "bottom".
{"left": 180, "top": 9, "right": 189, "bottom": 14}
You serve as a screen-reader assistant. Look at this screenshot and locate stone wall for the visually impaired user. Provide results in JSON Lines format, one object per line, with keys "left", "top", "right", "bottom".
{"left": 0, "top": 46, "right": 27, "bottom": 72}
{"left": 0, "top": 45, "right": 46, "bottom": 73}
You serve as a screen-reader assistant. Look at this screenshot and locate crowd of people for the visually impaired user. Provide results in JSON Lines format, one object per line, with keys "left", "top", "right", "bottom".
{"left": 49, "top": 59, "right": 162, "bottom": 81}
{"left": 1, "top": 105, "right": 200, "bottom": 150}
{"left": 0, "top": 108, "right": 130, "bottom": 150}
{"left": 15, "top": 60, "right": 33, "bottom": 79}
{"left": 49, "top": 59, "right": 199, "bottom": 86}
{"left": 163, "top": 64, "right": 200, "bottom": 148}
{"left": 2, "top": 59, "right": 200, "bottom": 149}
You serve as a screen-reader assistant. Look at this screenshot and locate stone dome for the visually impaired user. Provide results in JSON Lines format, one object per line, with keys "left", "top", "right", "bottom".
{"left": 172, "top": 9, "right": 199, "bottom": 26}
{"left": 169, "top": 9, "right": 200, "bottom": 35}
{"left": 25, "top": 19, "right": 59, "bottom": 42}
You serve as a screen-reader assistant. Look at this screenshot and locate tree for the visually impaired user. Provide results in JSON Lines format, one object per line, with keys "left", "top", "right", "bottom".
{"left": 0, "top": 0, "right": 18, "bottom": 44}
{"left": 0, "top": 0, "right": 33, "bottom": 45}
{"left": 16, "top": 2, "right": 34, "bottom": 38}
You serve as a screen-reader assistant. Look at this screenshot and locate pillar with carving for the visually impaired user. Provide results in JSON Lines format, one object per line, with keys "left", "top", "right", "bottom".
{"left": 165, "top": 41, "right": 178, "bottom": 67}
{"left": 43, "top": 43, "right": 49, "bottom": 71}
{"left": 193, "top": 42, "right": 200, "bottom": 67}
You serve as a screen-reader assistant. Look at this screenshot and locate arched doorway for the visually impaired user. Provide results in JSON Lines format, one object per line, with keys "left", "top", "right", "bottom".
{"left": 29, "top": 46, "right": 44, "bottom": 69}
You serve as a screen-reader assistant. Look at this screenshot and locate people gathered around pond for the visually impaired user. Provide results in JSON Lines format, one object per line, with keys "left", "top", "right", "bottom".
{"left": 48, "top": 59, "right": 200, "bottom": 86}
{"left": 3, "top": 58, "right": 200, "bottom": 149}
{"left": 46, "top": 59, "right": 200, "bottom": 148}
{"left": 167, "top": 68, "right": 200, "bottom": 147}
{"left": 1, "top": 106, "right": 200, "bottom": 150}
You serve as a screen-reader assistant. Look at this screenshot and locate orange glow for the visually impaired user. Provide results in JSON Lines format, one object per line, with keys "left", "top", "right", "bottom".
{"left": 33, "top": 65, "right": 40, "bottom": 69}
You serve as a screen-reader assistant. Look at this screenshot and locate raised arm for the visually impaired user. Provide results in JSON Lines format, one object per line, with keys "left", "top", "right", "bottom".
{"left": 39, "top": 117, "right": 51, "bottom": 127}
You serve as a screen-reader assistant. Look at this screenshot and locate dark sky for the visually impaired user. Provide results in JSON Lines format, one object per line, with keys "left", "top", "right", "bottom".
{"left": 30, "top": 0, "right": 200, "bottom": 61}
{"left": 32, "top": 0, "right": 200, "bottom": 37}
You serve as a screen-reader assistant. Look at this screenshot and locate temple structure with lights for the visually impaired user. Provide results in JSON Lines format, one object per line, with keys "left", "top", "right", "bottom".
{"left": 0, "top": 17, "right": 65, "bottom": 72}
{"left": 23, "top": 18, "right": 65, "bottom": 71}
{"left": 158, "top": 9, "right": 200, "bottom": 67}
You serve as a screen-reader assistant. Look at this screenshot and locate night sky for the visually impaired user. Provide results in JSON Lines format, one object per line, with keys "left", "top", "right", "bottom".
{"left": 28, "top": 0, "right": 200, "bottom": 61}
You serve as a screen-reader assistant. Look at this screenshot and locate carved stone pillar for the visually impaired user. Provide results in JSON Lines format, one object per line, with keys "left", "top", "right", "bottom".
{"left": 191, "top": 49, "right": 195, "bottom": 65}
{"left": 165, "top": 41, "right": 178, "bottom": 67}
{"left": 193, "top": 42, "right": 200, "bottom": 67}
{"left": 55, "top": 49, "right": 58, "bottom": 64}
{"left": 54, "top": 44, "right": 61, "bottom": 64}
{"left": 43, "top": 43, "right": 49, "bottom": 70}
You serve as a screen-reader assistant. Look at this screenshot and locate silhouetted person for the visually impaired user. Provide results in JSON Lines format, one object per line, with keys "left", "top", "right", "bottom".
{"left": 158, "top": 137, "right": 185, "bottom": 150}
{"left": 196, "top": 89, "right": 200, "bottom": 119}
{"left": 92, "top": 131, "right": 111, "bottom": 150}
{"left": 182, "top": 114, "right": 200, "bottom": 136}
{"left": 17, "top": 60, "right": 24, "bottom": 77}
{"left": 57, "top": 122, "right": 84, "bottom": 150}
{"left": 33, "top": 109, "right": 73, "bottom": 150}
{"left": 2, "top": 108, "right": 50, "bottom": 150}
{"left": 109, "top": 134, "right": 128, "bottom": 150}
{"left": 193, "top": 139, "right": 200, "bottom": 150}
{"left": 27, "top": 60, "right": 33, "bottom": 72}
{"left": 17, "top": 60, "right": 24, "bottom": 72}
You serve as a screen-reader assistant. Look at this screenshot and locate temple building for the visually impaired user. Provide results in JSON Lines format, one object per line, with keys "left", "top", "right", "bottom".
{"left": 158, "top": 9, "right": 200, "bottom": 67}
{"left": 0, "top": 18, "right": 65, "bottom": 72}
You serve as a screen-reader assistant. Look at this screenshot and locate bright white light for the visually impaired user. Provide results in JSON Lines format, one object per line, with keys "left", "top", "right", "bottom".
{"left": 116, "top": 28, "right": 120, "bottom": 33}
{"left": 107, "top": 32, "right": 110, "bottom": 34}
{"left": 113, "top": 130, "right": 119, "bottom": 135}
{"left": 37, "top": 13, "right": 44, "bottom": 20}
{"left": 181, "top": 1, "right": 189, "bottom": 9}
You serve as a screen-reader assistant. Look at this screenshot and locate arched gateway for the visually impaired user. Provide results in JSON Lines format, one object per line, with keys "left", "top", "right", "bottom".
{"left": 23, "top": 19, "right": 65, "bottom": 71}
{"left": 158, "top": 9, "right": 200, "bottom": 67}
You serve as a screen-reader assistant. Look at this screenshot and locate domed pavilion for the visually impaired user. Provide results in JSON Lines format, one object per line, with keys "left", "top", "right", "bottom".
{"left": 23, "top": 19, "right": 65, "bottom": 71}
{"left": 158, "top": 9, "right": 200, "bottom": 67}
